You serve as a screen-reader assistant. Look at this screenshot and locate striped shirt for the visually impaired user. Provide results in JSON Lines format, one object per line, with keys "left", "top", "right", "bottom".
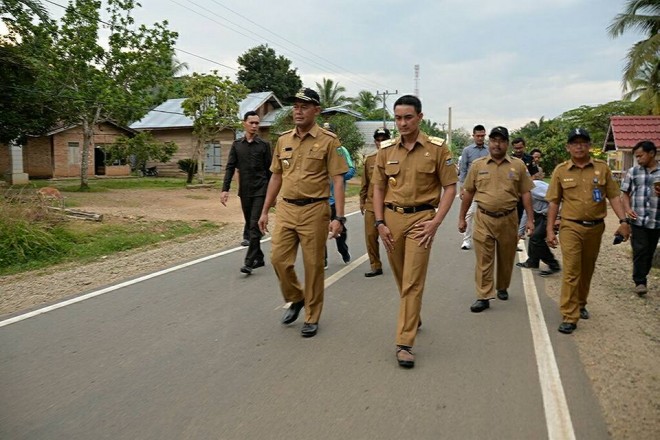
{"left": 621, "top": 165, "right": 660, "bottom": 229}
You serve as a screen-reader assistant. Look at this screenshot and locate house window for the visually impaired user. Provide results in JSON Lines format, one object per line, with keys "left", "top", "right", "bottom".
{"left": 68, "top": 142, "right": 80, "bottom": 165}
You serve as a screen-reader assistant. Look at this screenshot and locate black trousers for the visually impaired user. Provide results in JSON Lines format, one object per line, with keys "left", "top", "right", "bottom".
{"left": 526, "top": 212, "right": 560, "bottom": 269}
{"left": 325, "top": 204, "right": 349, "bottom": 262}
{"left": 631, "top": 224, "right": 660, "bottom": 285}
{"left": 241, "top": 195, "right": 265, "bottom": 267}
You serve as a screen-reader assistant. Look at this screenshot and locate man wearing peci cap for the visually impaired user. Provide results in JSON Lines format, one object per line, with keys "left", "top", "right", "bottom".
{"left": 360, "top": 127, "right": 391, "bottom": 277}
{"left": 372, "top": 95, "right": 458, "bottom": 368}
{"left": 459, "top": 126, "right": 535, "bottom": 312}
{"left": 546, "top": 128, "right": 630, "bottom": 334}
{"left": 258, "top": 87, "right": 348, "bottom": 338}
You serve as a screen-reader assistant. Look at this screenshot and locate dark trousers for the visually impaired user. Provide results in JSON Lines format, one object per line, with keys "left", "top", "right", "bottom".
{"left": 631, "top": 224, "right": 660, "bottom": 286}
{"left": 526, "top": 212, "right": 560, "bottom": 269}
{"left": 325, "top": 204, "right": 349, "bottom": 262}
{"left": 241, "top": 195, "right": 265, "bottom": 267}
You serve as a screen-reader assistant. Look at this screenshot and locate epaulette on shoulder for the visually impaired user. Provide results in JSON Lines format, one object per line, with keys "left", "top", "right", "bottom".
{"left": 473, "top": 156, "right": 488, "bottom": 164}
{"left": 280, "top": 129, "right": 294, "bottom": 135}
{"left": 559, "top": 160, "right": 571, "bottom": 168}
{"left": 428, "top": 136, "right": 445, "bottom": 146}
{"left": 320, "top": 128, "right": 338, "bottom": 138}
{"left": 593, "top": 158, "right": 608, "bottom": 165}
{"left": 380, "top": 139, "right": 395, "bottom": 149}
{"left": 365, "top": 150, "right": 378, "bottom": 157}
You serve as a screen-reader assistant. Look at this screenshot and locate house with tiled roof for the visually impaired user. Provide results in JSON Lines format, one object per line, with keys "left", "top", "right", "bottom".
{"left": 603, "top": 116, "right": 660, "bottom": 179}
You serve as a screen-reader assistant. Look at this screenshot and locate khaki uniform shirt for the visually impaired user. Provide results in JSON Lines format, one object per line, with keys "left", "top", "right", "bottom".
{"left": 463, "top": 155, "right": 534, "bottom": 212}
{"left": 360, "top": 152, "right": 377, "bottom": 211}
{"left": 372, "top": 132, "right": 458, "bottom": 206}
{"left": 270, "top": 124, "right": 348, "bottom": 199}
{"left": 546, "top": 158, "right": 620, "bottom": 221}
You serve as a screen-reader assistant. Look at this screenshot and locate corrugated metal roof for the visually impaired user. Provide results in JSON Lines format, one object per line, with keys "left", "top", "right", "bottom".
{"left": 130, "top": 92, "right": 282, "bottom": 130}
{"left": 604, "top": 116, "right": 660, "bottom": 151}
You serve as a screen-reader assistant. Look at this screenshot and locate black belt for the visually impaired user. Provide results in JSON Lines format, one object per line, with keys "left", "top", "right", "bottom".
{"left": 479, "top": 208, "right": 515, "bottom": 218}
{"left": 565, "top": 219, "right": 604, "bottom": 226}
{"left": 386, "top": 204, "right": 435, "bottom": 214}
{"left": 283, "top": 197, "right": 328, "bottom": 206}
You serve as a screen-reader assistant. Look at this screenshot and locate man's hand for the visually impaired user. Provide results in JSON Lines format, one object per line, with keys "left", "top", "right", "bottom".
{"left": 220, "top": 191, "right": 229, "bottom": 207}
{"left": 525, "top": 218, "right": 534, "bottom": 237}
{"left": 328, "top": 219, "right": 344, "bottom": 239}
{"left": 458, "top": 217, "right": 467, "bottom": 233}
{"left": 360, "top": 202, "right": 365, "bottom": 215}
{"left": 546, "top": 230, "right": 558, "bottom": 249}
{"left": 625, "top": 208, "right": 638, "bottom": 221}
{"left": 616, "top": 223, "right": 631, "bottom": 241}
{"left": 377, "top": 224, "right": 395, "bottom": 252}
{"left": 412, "top": 220, "right": 439, "bottom": 249}
{"left": 258, "top": 214, "right": 269, "bottom": 234}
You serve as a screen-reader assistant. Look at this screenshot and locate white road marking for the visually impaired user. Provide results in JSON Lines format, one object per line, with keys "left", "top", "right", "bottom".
{"left": 518, "top": 242, "right": 576, "bottom": 440}
{"left": 2, "top": 210, "right": 364, "bottom": 327}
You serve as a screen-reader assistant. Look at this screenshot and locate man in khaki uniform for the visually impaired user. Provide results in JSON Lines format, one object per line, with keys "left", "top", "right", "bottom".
{"left": 372, "top": 95, "right": 457, "bottom": 369}
{"left": 360, "top": 127, "right": 391, "bottom": 277}
{"left": 546, "top": 128, "right": 630, "bottom": 334}
{"left": 258, "top": 88, "right": 348, "bottom": 338}
{"left": 458, "top": 126, "right": 534, "bottom": 312}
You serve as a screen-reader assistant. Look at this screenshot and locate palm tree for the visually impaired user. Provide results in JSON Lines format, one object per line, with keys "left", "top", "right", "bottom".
{"left": 623, "top": 59, "right": 660, "bottom": 114}
{"left": 14, "top": 0, "right": 49, "bottom": 21}
{"left": 315, "top": 78, "right": 348, "bottom": 108}
{"left": 608, "top": 0, "right": 660, "bottom": 112}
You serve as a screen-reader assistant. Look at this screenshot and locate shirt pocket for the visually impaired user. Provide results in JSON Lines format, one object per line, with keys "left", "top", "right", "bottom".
{"left": 475, "top": 173, "right": 491, "bottom": 190}
{"left": 304, "top": 148, "right": 326, "bottom": 172}
{"left": 560, "top": 180, "right": 577, "bottom": 191}
{"left": 385, "top": 163, "right": 401, "bottom": 176}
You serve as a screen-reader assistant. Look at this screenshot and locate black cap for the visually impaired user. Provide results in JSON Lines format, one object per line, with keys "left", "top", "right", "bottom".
{"left": 489, "top": 126, "right": 509, "bottom": 140}
{"left": 291, "top": 87, "right": 321, "bottom": 105}
{"left": 373, "top": 127, "right": 391, "bottom": 139}
{"left": 567, "top": 128, "right": 591, "bottom": 143}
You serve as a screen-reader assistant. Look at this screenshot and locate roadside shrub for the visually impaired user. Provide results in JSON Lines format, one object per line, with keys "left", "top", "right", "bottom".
{"left": 0, "top": 213, "right": 65, "bottom": 268}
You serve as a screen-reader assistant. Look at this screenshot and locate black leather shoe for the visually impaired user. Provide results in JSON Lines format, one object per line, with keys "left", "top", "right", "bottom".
{"left": 470, "top": 299, "right": 490, "bottom": 313}
{"left": 579, "top": 307, "right": 590, "bottom": 320}
{"left": 252, "top": 260, "right": 265, "bottom": 269}
{"left": 281, "top": 300, "right": 304, "bottom": 325}
{"left": 301, "top": 322, "right": 318, "bottom": 337}
{"left": 497, "top": 289, "right": 509, "bottom": 300}
{"left": 364, "top": 269, "right": 383, "bottom": 277}
{"left": 558, "top": 322, "right": 577, "bottom": 334}
{"left": 516, "top": 261, "right": 539, "bottom": 269}
{"left": 396, "top": 345, "right": 415, "bottom": 368}
{"left": 240, "top": 265, "right": 252, "bottom": 275}
{"left": 240, "top": 239, "right": 249, "bottom": 247}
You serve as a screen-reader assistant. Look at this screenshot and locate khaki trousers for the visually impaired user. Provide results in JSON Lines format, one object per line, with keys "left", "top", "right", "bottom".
{"left": 363, "top": 209, "right": 382, "bottom": 271}
{"left": 558, "top": 221, "right": 604, "bottom": 323}
{"left": 383, "top": 208, "right": 435, "bottom": 347}
{"left": 472, "top": 210, "right": 518, "bottom": 299}
{"left": 271, "top": 200, "right": 330, "bottom": 324}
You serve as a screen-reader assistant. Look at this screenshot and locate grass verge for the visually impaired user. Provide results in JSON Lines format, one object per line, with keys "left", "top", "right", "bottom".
{"left": 0, "top": 201, "right": 220, "bottom": 276}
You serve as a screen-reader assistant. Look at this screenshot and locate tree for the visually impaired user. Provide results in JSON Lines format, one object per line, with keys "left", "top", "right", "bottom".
{"left": 316, "top": 78, "right": 348, "bottom": 108}
{"left": 181, "top": 71, "right": 249, "bottom": 183}
{"left": 103, "top": 131, "right": 177, "bottom": 175}
{"left": 237, "top": 44, "right": 302, "bottom": 102}
{"left": 419, "top": 119, "right": 443, "bottom": 137}
{"left": 3, "top": 0, "right": 178, "bottom": 189}
{"left": 323, "top": 114, "right": 363, "bottom": 162}
{"left": 608, "top": 0, "right": 660, "bottom": 114}
{"left": 623, "top": 59, "right": 660, "bottom": 114}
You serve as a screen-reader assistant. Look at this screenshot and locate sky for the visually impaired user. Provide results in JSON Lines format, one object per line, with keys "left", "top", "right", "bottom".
{"left": 41, "top": 0, "right": 644, "bottom": 132}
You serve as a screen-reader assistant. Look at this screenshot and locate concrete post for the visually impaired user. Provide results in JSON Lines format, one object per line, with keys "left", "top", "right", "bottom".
{"left": 5, "top": 140, "right": 29, "bottom": 185}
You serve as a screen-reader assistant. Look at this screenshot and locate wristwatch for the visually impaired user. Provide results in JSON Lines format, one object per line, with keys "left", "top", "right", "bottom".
{"left": 374, "top": 219, "right": 386, "bottom": 228}
{"left": 333, "top": 216, "right": 347, "bottom": 225}
{"left": 619, "top": 218, "right": 630, "bottom": 224}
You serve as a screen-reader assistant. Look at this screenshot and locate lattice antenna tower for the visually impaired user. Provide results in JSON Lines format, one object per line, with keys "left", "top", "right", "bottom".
{"left": 414, "top": 64, "right": 420, "bottom": 97}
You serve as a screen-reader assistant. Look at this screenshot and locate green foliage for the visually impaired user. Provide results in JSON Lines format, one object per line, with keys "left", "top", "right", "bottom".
{"left": 177, "top": 158, "right": 198, "bottom": 184}
{"left": 104, "top": 131, "right": 177, "bottom": 172}
{"left": 181, "top": 71, "right": 249, "bottom": 182}
{"left": 608, "top": 0, "right": 660, "bottom": 115}
{"left": 316, "top": 78, "right": 348, "bottom": 108}
{"left": 419, "top": 119, "right": 443, "bottom": 137}
{"left": 236, "top": 44, "right": 302, "bottom": 102}
{"left": 323, "top": 114, "right": 363, "bottom": 162}
{"left": 1, "top": 0, "right": 179, "bottom": 189}
{"left": 269, "top": 107, "right": 294, "bottom": 145}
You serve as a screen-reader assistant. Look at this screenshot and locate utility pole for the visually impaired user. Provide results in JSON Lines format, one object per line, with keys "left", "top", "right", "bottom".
{"left": 376, "top": 90, "right": 398, "bottom": 128}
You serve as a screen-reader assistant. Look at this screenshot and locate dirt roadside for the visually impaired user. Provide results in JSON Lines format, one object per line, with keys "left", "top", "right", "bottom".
{"left": 1, "top": 187, "right": 658, "bottom": 439}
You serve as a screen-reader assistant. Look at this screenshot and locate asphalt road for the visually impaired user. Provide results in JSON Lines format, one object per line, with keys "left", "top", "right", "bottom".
{"left": 0, "top": 203, "right": 610, "bottom": 440}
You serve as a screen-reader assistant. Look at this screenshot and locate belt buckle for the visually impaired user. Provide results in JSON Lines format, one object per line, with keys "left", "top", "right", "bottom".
{"left": 395, "top": 206, "right": 405, "bottom": 214}
{"left": 584, "top": 221, "right": 595, "bottom": 226}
